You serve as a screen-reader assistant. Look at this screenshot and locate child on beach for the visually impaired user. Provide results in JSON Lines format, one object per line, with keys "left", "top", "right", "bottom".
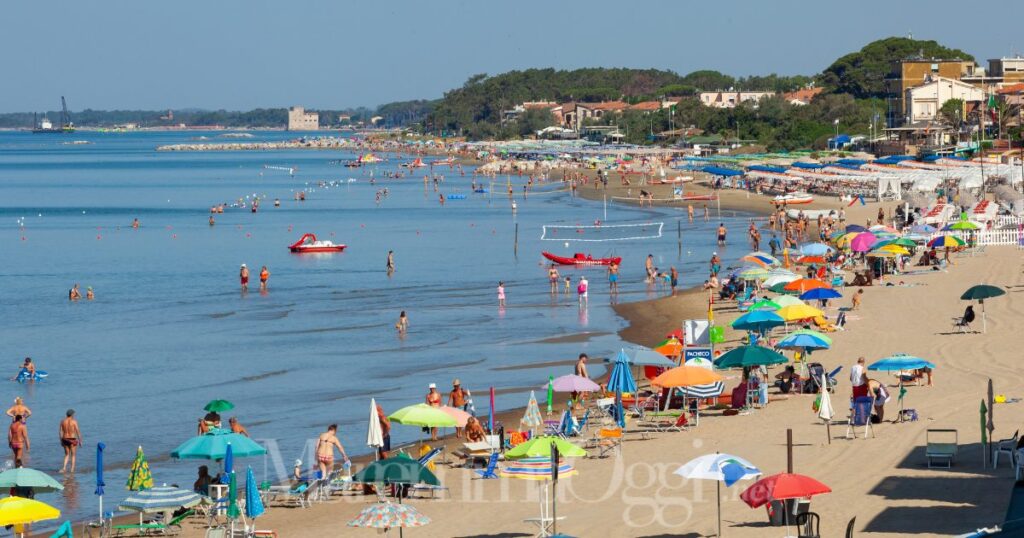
{"left": 852, "top": 289, "right": 863, "bottom": 310}
{"left": 396, "top": 311, "right": 408, "bottom": 334}
{"left": 564, "top": 276, "right": 571, "bottom": 295}
{"left": 497, "top": 282, "right": 506, "bottom": 307}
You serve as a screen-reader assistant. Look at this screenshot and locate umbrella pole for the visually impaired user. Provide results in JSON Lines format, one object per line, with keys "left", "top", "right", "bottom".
{"left": 716, "top": 480, "right": 722, "bottom": 538}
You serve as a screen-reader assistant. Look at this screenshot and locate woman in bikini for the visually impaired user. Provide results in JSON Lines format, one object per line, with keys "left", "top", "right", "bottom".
{"left": 425, "top": 384, "right": 442, "bottom": 440}
{"left": 8, "top": 415, "right": 28, "bottom": 462}
{"left": 6, "top": 397, "right": 31, "bottom": 421}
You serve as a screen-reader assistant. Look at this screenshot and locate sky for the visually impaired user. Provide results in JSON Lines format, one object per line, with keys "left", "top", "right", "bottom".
{"left": 2, "top": 0, "right": 1023, "bottom": 113}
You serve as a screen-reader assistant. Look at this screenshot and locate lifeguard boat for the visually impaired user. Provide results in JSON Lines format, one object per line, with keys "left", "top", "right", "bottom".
{"left": 288, "top": 233, "right": 346, "bottom": 253}
{"left": 772, "top": 192, "right": 814, "bottom": 205}
{"left": 542, "top": 252, "right": 622, "bottom": 266}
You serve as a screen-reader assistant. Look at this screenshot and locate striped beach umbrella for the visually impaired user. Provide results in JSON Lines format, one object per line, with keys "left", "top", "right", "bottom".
{"left": 126, "top": 446, "right": 153, "bottom": 491}
{"left": 676, "top": 358, "right": 726, "bottom": 399}
{"left": 763, "top": 274, "right": 799, "bottom": 288}
{"left": 500, "top": 457, "right": 577, "bottom": 481}
{"left": 737, "top": 266, "right": 769, "bottom": 280}
{"left": 505, "top": 436, "right": 587, "bottom": 459}
{"left": 521, "top": 391, "right": 543, "bottom": 432}
{"left": 118, "top": 486, "right": 202, "bottom": 514}
{"left": 348, "top": 502, "right": 430, "bottom": 530}
{"left": 927, "top": 235, "right": 966, "bottom": 248}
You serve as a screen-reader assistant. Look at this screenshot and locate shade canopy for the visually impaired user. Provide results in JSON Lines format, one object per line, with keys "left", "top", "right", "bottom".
{"left": 772, "top": 295, "right": 805, "bottom": 308}
{"left": 961, "top": 284, "right": 1006, "bottom": 301}
{"left": 353, "top": 455, "right": 440, "bottom": 486}
{"left": 731, "top": 310, "right": 785, "bottom": 333}
{"left": 799, "top": 288, "right": 842, "bottom": 301}
{"left": 783, "top": 278, "right": 830, "bottom": 293}
{"left": 611, "top": 347, "right": 677, "bottom": 368}
{"left": 0, "top": 496, "right": 60, "bottom": 527}
{"left": 505, "top": 436, "right": 587, "bottom": 459}
{"left": 651, "top": 365, "right": 724, "bottom": 388}
{"left": 348, "top": 502, "right": 431, "bottom": 529}
{"left": 714, "top": 346, "right": 788, "bottom": 369}
{"left": 675, "top": 453, "right": 761, "bottom": 486}
{"left": 388, "top": 404, "right": 458, "bottom": 428}
{"left": 0, "top": 467, "right": 64, "bottom": 494}
{"left": 868, "top": 353, "right": 935, "bottom": 372}
{"left": 776, "top": 304, "right": 825, "bottom": 322}
{"left": 748, "top": 298, "right": 782, "bottom": 311}
{"left": 927, "top": 235, "right": 965, "bottom": 248}
{"left": 500, "top": 457, "right": 577, "bottom": 481}
{"left": 776, "top": 332, "right": 831, "bottom": 352}
{"left": 740, "top": 473, "right": 831, "bottom": 508}
{"left": 119, "top": 486, "right": 202, "bottom": 514}
{"left": 547, "top": 374, "right": 601, "bottom": 393}
{"left": 171, "top": 430, "right": 267, "bottom": 460}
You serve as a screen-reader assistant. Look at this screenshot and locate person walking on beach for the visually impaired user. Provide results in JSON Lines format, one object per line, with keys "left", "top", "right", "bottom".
{"left": 548, "top": 265, "right": 560, "bottom": 294}
{"left": 425, "top": 384, "right": 442, "bottom": 440}
{"left": 608, "top": 262, "right": 619, "bottom": 294}
{"left": 852, "top": 289, "right": 863, "bottom": 310}
{"left": 386, "top": 250, "right": 395, "bottom": 273}
{"left": 59, "top": 409, "right": 81, "bottom": 473}
{"left": 8, "top": 415, "right": 28, "bottom": 462}
{"left": 717, "top": 223, "right": 727, "bottom": 246}
{"left": 449, "top": 380, "right": 468, "bottom": 438}
{"left": 259, "top": 266, "right": 270, "bottom": 292}
{"left": 497, "top": 281, "right": 506, "bottom": 307}
{"left": 376, "top": 403, "right": 391, "bottom": 459}
{"left": 577, "top": 276, "right": 589, "bottom": 307}
{"left": 315, "top": 424, "right": 349, "bottom": 478}
{"left": 239, "top": 264, "right": 249, "bottom": 292}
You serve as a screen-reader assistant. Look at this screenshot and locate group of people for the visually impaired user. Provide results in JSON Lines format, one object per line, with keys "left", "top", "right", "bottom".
{"left": 68, "top": 283, "right": 94, "bottom": 301}
{"left": 239, "top": 264, "right": 270, "bottom": 292}
{"left": 424, "top": 380, "right": 485, "bottom": 442}
{"left": 5, "top": 395, "right": 82, "bottom": 474}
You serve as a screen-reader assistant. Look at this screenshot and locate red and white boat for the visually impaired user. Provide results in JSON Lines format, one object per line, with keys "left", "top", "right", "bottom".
{"left": 401, "top": 158, "right": 426, "bottom": 168}
{"left": 542, "top": 252, "right": 622, "bottom": 266}
{"left": 771, "top": 192, "right": 814, "bottom": 205}
{"left": 288, "top": 233, "right": 346, "bottom": 253}
{"left": 678, "top": 193, "right": 717, "bottom": 201}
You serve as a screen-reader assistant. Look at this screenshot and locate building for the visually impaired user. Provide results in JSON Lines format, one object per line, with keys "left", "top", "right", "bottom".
{"left": 287, "top": 107, "right": 319, "bottom": 131}
{"left": 887, "top": 58, "right": 976, "bottom": 126}
{"left": 698, "top": 91, "right": 774, "bottom": 109}
{"left": 904, "top": 76, "right": 983, "bottom": 124}
{"left": 989, "top": 57, "right": 1024, "bottom": 84}
{"left": 628, "top": 100, "right": 679, "bottom": 112}
{"left": 782, "top": 87, "right": 823, "bottom": 106}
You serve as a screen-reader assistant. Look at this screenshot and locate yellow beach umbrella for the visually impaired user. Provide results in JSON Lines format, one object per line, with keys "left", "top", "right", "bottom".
{"left": 835, "top": 233, "right": 859, "bottom": 249}
{"left": 776, "top": 304, "right": 824, "bottom": 322}
{"left": 874, "top": 244, "right": 909, "bottom": 256}
{"left": 0, "top": 496, "right": 60, "bottom": 527}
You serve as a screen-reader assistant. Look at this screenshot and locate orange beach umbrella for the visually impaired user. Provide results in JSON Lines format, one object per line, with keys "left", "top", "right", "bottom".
{"left": 651, "top": 366, "right": 724, "bottom": 388}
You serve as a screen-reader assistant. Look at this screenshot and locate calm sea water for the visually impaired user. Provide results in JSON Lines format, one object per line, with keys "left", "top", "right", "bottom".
{"left": 0, "top": 130, "right": 751, "bottom": 525}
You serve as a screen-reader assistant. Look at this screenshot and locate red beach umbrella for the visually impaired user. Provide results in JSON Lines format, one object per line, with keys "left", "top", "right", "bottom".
{"left": 739, "top": 473, "right": 831, "bottom": 508}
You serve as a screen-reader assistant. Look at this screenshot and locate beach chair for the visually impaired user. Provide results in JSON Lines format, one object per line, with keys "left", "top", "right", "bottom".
{"left": 565, "top": 410, "right": 590, "bottom": 437}
{"left": 474, "top": 453, "right": 499, "bottom": 479}
{"left": 112, "top": 509, "right": 192, "bottom": 536}
{"left": 845, "top": 516, "right": 857, "bottom": 538}
{"left": 845, "top": 396, "right": 875, "bottom": 439}
{"left": 204, "top": 528, "right": 226, "bottom": 538}
{"left": 925, "top": 429, "right": 958, "bottom": 468}
{"left": 826, "top": 366, "right": 842, "bottom": 393}
{"left": 275, "top": 481, "right": 311, "bottom": 508}
{"left": 952, "top": 314, "right": 974, "bottom": 333}
{"left": 418, "top": 446, "right": 444, "bottom": 471}
{"left": 638, "top": 412, "right": 688, "bottom": 433}
{"left": 796, "top": 512, "right": 821, "bottom": 538}
{"left": 993, "top": 430, "right": 1019, "bottom": 469}
{"left": 589, "top": 427, "right": 623, "bottom": 458}
{"left": 813, "top": 316, "right": 838, "bottom": 333}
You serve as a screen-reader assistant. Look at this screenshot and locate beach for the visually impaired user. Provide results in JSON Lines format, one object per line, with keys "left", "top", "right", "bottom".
{"left": 154, "top": 187, "right": 1024, "bottom": 537}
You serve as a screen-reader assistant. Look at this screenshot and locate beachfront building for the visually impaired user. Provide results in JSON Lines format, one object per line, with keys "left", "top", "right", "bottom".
{"left": 783, "top": 86, "right": 823, "bottom": 106}
{"left": 904, "top": 76, "right": 984, "bottom": 124}
{"left": 698, "top": 90, "right": 774, "bottom": 108}
{"left": 628, "top": 100, "right": 680, "bottom": 113}
{"left": 887, "top": 57, "right": 978, "bottom": 126}
{"left": 989, "top": 56, "right": 1024, "bottom": 85}
{"left": 287, "top": 106, "right": 319, "bottom": 131}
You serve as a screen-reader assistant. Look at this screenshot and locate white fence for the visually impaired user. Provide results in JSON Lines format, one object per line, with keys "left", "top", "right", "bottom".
{"left": 924, "top": 228, "right": 1024, "bottom": 247}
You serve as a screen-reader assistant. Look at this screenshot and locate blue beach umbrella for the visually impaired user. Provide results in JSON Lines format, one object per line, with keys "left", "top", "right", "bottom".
{"left": 221, "top": 443, "right": 234, "bottom": 484}
{"left": 799, "top": 243, "right": 834, "bottom": 256}
{"left": 732, "top": 310, "right": 785, "bottom": 335}
{"left": 845, "top": 224, "right": 867, "bottom": 233}
{"left": 867, "top": 353, "right": 935, "bottom": 372}
{"left": 776, "top": 332, "right": 831, "bottom": 361}
{"left": 607, "top": 353, "right": 637, "bottom": 394}
{"left": 245, "top": 466, "right": 265, "bottom": 519}
{"left": 95, "top": 442, "right": 106, "bottom": 524}
{"left": 799, "top": 288, "right": 842, "bottom": 301}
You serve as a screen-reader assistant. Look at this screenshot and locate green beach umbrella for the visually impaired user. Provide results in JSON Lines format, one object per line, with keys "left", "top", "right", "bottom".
{"left": 546, "top": 375, "right": 554, "bottom": 414}
{"left": 353, "top": 454, "right": 440, "bottom": 486}
{"left": 768, "top": 282, "right": 798, "bottom": 295}
{"left": 791, "top": 329, "right": 832, "bottom": 346}
{"left": 126, "top": 446, "right": 153, "bottom": 491}
{"left": 227, "top": 471, "right": 240, "bottom": 520}
{"left": 388, "top": 404, "right": 457, "bottom": 428}
{"left": 204, "top": 400, "right": 235, "bottom": 413}
{"left": 0, "top": 467, "right": 64, "bottom": 494}
{"left": 949, "top": 219, "right": 979, "bottom": 231}
{"left": 961, "top": 284, "right": 1006, "bottom": 333}
{"left": 772, "top": 295, "right": 805, "bottom": 308}
{"left": 748, "top": 299, "right": 781, "bottom": 311}
{"left": 504, "top": 436, "right": 587, "bottom": 459}
{"left": 713, "top": 346, "right": 788, "bottom": 369}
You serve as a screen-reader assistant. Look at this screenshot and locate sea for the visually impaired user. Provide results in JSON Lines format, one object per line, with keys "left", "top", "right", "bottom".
{"left": 0, "top": 130, "right": 752, "bottom": 526}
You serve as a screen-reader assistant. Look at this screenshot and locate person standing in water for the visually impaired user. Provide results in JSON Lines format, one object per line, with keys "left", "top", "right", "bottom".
{"left": 396, "top": 311, "right": 408, "bottom": 334}
{"left": 687, "top": 204, "right": 694, "bottom": 223}
{"left": 548, "top": 265, "right": 560, "bottom": 294}
{"left": 577, "top": 276, "right": 589, "bottom": 307}
{"left": 239, "top": 264, "right": 249, "bottom": 292}
{"left": 69, "top": 284, "right": 82, "bottom": 301}
{"left": 386, "top": 250, "right": 395, "bottom": 272}
{"left": 132, "top": 218, "right": 140, "bottom": 229}
{"left": 259, "top": 266, "right": 270, "bottom": 291}
{"left": 497, "top": 281, "right": 506, "bottom": 307}
{"left": 86, "top": 287, "right": 95, "bottom": 300}
{"left": 717, "top": 223, "right": 727, "bottom": 246}
{"left": 8, "top": 415, "right": 28, "bottom": 462}
{"left": 608, "top": 261, "right": 620, "bottom": 294}
{"left": 59, "top": 409, "right": 81, "bottom": 473}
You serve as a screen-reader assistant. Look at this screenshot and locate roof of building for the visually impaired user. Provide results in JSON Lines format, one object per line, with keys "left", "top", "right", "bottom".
{"left": 782, "top": 87, "right": 823, "bottom": 104}
{"left": 997, "top": 83, "right": 1024, "bottom": 95}
{"left": 629, "top": 101, "right": 662, "bottom": 111}
{"left": 590, "top": 101, "right": 629, "bottom": 111}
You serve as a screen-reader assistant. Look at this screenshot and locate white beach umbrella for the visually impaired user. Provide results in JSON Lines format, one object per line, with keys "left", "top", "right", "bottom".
{"left": 817, "top": 373, "right": 834, "bottom": 444}
{"left": 367, "top": 399, "right": 383, "bottom": 458}
{"left": 676, "top": 453, "right": 761, "bottom": 537}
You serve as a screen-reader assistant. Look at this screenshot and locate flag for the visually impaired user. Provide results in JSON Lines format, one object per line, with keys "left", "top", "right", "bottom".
{"left": 988, "top": 94, "right": 999, "bottom": 122}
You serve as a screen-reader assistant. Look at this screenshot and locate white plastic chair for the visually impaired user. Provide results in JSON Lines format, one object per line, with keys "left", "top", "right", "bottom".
{"left": 993, "top": 430, "right": 1019, "bottom": 469}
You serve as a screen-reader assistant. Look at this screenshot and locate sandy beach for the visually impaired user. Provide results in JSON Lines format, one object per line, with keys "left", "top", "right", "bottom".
{"left": 156, "top": 189, "right": 1024, "bottom": 538}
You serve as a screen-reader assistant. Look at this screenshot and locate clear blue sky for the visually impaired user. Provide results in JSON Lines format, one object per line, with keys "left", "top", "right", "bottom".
{"left": 2, "top": 0, "right": 1022, "bottom": 112}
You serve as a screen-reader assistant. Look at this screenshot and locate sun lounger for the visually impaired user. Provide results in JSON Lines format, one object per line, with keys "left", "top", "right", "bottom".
{"left": 846, "top": 396, "right": 875, "bottom": 439}
{"left": 926, "top": 429, "right": 958, "bottom": 468}
{"left": 112, "top": 509, "right": 192, "bottom": 536}
{"left": 639, "top": 412, "right": 688, "bottom": 433}
{"left": 813, "top": 316, "right": 838, "bottom": 332}
{"left": 474, "top": 452, "right": 500, "bottom": 479}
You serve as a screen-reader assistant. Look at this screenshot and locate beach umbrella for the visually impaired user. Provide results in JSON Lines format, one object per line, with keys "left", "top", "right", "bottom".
{"left": 616, "top": 347, "right": 676, "bottom": 368}
{"left": 0, "top": 468, "right": 64, "bottom": 494}
{"left": 654, "top": 337, "right": 683, "bottom": 357}
{"left": 521, "top": 391, "right": 543, "bottom": 432}
{"left": 489, "top": 387, "right": 496, "bottom": 433}
{"left": 221, "top": 443, "right": 234, "bottom": 485}
{"left": 748, "top": 298, "right": 781, "bottom": 311}
{"left": 835, "top": 233, "right": 859, "bottom": 249}
{"left": 796, "top": 255, "right": 827, "bottom": 265}
{"left": 869, "top": 224, "right": 900, "bottom": 234}
{"left": 95, "top": 442, "right": 106, "bottom": 524}
{"left": 873, "top": 244, "right": 910, "bottom": 256}
{"left": 776, "top": 304, "right": 824, "bottom": 322}
{"left": 505, "top": 436, "right": 587, "bottom": 459}
{"left": 791, "top": 328, "right": 832, "bottom": 345}
{"left": 886, "top": 237, "right": 918, "bottom": 248}
{"left": 910, "top": 224, "right": 936, "bottom": 234}
{"left": 439, "top": 406, "right": 471, "bottom": 427}
{"left": 798, "top": 288, "right": 842, "bottom": 301}
{"left": 961, "top": 284, "right": 1006, "bottom": 333}
{"left": 651, "top": 365, "right": 724, "bottom": 388}
{"left": 731, "top": 310, "right": 785, "bottom": 334}
{"left": 783, "top": 278, "right": 830, "bottom": 293}
{"left": 126, "top": 446, "right": 153, "bottom": 491}
{"left": 763, "top": 273, "right": 798, "bottom": 288}
{"left": 348, "top": 502, "right": 430, "bottom": 535}
{"left": 850, "top": 232, "right": 877, "bottom": 253}
{"left": 119, "top": 485, "right": 202, "bottom": 514}
{"left": 353, "top": 454, "right": 440, "bottom": 486}
{"left": 714, "top": 346, "right": 788, "bottom": 369}
{"left": 677, "top": 357, "right": 726, "bottom": 400}
{"left": 675, "top": 453, "right": 761, "bottom": 537}
{"left": 226, "top": 471, "right": 240, "bottom": 522}
{"left": 868, "top": 354, "right": 936, "bottom": 422}
{"left": 367, "top": 399, "right": 384, "bottom": 455}
{"left": 547, "top": 374, "right": 600, "bottom": 393}
{"left": 817, "top": 372, "right": 834, "bottom": 444}
{"left": 0, "top": 497, "right": 60, "bottom": 528}
{"left": 606, "top": 353, "right": 637, "bottom": 394}
{"left": 927, "top": 235, "right": 965, "bottom": 248}
{"left": 740, "top": 473, "right": 831, "bottom": 508}
{"left": 501, "top": 456, "right": 577, "bottom": 480}
{"left": 741, "top": 252, "right": 779, "bottom": 267}
{"left": 772, "top": 295, "right": 805, "bottom": 308}
{"left": 737, "top": 266, "right": 769, "bottom": 280}
{"left": 799, "top": 243, "right": 833, "bottom": 256}
{"left": 203, "top": 400, "right": 235, "bottom": 413}
{"left": 845, "top": 224, "right": 868, "bottom": 233}
{"left": 546, "top": 375, "right": 554, "bottom": 414}
{"left": 244, "top": 466, "right": 264, "bottom": 520}
{"left": 981, "top": 399, "right": 989, "bottom": 465}
{"left": 387, "top": 404, "right": 457, "bottom": 428}
{"left": 776, "top": 332, "right": 830, "bottom": 361}
{"left": 171, "top": 430, "right": 266, "bottom": 460}
{"left": 948, "top": 219, "right": 979, "bottom": 231}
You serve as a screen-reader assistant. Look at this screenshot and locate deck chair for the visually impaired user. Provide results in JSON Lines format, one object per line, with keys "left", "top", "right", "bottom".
{"left": 926, "top": 429, "right": 958, "bottom": 468}
{"left": 845, "top": 516, "right": 857, "bottom": 538}
{"left": 993, "top": 430, "right": 1020, "bottom": 468}
{"left": 278, "top": 481, "right": 311, "bottom": 508}
{"left": 418, "top": 446, "right": 443, "bottom": 472}
{"left": 592, "top": 427, "right": 623, "bottom": 458}
{"left": 846, "top": 396, "right": 875, "bottom": 439}
{"left": 565, "top": 410, "right": 590, "bottom": 436}
{"left": 952, "top": 315, "right": 974, "bottom": 333}
{"left": 545, "top": 410, "right": 569, "bottom": 436}
{"left": 113, "top": 509, "right": 193, "bottom": 536}
{"left": 474, "top": 452, "right": 499, "bottom": 479}
{"left": 796, "top": 511, "right": 821, "bottom": 538}
{"left": 813, "top": 316, "right": 838, "bottom": 332}
{"left": 826, "top": 366, "right": 842, "bottom": 393}
{"left": 639, "top": 412, "right": 688, "bottom": 433}
{"left": 204, "top": 528, "right": 226, "bottom": 538}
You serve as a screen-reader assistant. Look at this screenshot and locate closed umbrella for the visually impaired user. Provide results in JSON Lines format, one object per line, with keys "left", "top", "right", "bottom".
{"left": 222, "top": 443, "right": 234, "bottom": 484}
{"left": 226, "top": 471, "right": 240, "bottom": 522}
{"left": 817, "top": 372, "right": 834, "bottom": 444}
{"left": 961, "top": 284, "right": 1006, "bottom": 333}
{"left": 521, "top": 391, "right": 543, "bottom": 433}
{"left": 367, "top": 399, "right": 384, "bottom": 457}
{"left": 95, "top": 442, "right": 106, "bottom": 524}
{"left": 675, "top": 453, "right": 761, "bottom": 537}
{"left": 714, "top": 346, "right": 788, "bottom": 369}
{"left": 0, "top": 468, "right": 64, "bottom": 494}
{"left": 244, "top": 466, "right": 265, "bottom": 520}
{"left": 988, "top": 378, "right": 995, "bottom": 457}
{"left": 546, "top": 375, "right": 554, "bottom": 414}
{"left": 126, "top": 446, "right": 153, "bottom": 491}
{"left": 606, "top": 353, "right": 637, "bottom": 394}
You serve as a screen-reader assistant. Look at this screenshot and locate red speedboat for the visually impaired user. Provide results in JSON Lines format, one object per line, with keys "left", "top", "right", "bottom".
{"left": 542, "top": 252, "right": 621, "bottom": 266}
{"left": 288, "top": 233, "right": 346, "bottom": 253}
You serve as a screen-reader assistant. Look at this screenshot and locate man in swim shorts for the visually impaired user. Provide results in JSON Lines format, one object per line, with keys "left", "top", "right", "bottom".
{"left": 717, "top": 223, "right": 727, "bottom": 246}
{"left": 315, "top": 424, "right": 348, "bottom": 478}
{"left": 608, "top": 262, "right": 619, "bottom": 293}
{"left": 60, "top": 409, "right": 81, "bottom": 473}
{"left": 239, "top": 264, "right": 249, "bottom": 291}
